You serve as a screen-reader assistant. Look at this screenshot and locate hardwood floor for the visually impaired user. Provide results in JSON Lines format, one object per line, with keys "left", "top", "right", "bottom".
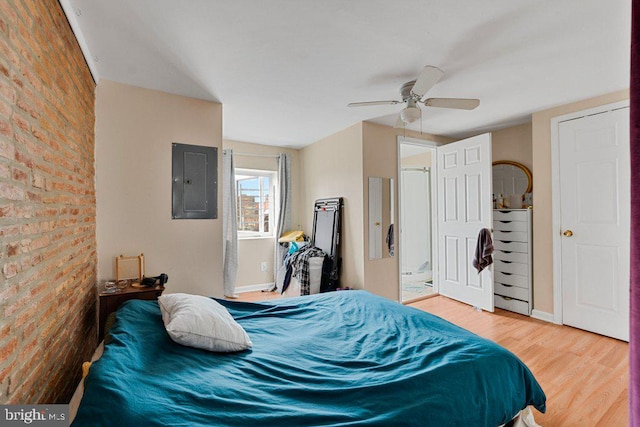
{"left": 235, "top": 291, "right": 629, "bottom": 426}
{"left": 411, "top": 296, "right": 628, "bottom": 426}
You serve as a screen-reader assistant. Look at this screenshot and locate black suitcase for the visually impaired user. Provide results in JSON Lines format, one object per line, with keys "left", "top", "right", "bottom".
{"left": 310, "top": 197, "right": 343, "bottom": 292}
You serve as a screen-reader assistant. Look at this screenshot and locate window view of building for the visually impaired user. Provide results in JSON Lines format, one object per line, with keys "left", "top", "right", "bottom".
{"left": 236, "top": 170, "right": 274, "bottom": 237}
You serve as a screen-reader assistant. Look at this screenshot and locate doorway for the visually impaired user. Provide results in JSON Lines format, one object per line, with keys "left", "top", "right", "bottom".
{"left": 552, "top": 101, "right": 630, "bottom": 341}
{"left": 398, "top": 140, "right": 437, "bottom": 303}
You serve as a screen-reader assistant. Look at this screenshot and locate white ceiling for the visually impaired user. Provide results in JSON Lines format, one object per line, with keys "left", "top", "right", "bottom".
{"left": 67, "top": 0, "right": 630, "bottom": 148}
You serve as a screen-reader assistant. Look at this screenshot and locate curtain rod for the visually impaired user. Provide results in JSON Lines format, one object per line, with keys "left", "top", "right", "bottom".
{"left": 233, "top": 152, "right": 280, "bottom": 159}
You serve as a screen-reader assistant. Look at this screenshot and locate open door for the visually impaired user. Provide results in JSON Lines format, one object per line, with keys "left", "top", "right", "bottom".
{"left": 437, "top": 133, "right": 493, "bottom": 311}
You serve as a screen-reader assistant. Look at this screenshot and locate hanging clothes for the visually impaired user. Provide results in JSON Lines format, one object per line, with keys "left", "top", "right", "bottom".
{"left": 386, "top": 223, "right": 394, "bottom": 256}
{"left": 473, "top": 228, "right": 494, "bottom": 273}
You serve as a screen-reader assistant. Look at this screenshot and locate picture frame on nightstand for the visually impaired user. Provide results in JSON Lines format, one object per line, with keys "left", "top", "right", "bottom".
{"left": 116, "top": 253, "right": 144, "bottom": 284}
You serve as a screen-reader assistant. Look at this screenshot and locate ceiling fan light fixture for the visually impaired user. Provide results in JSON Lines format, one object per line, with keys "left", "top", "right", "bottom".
{"left": 400, "top": 104, "right": 421, "bottom": 124}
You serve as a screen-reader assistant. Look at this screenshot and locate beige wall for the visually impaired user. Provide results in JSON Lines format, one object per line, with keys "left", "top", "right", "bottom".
{"left": 300, "top": 123, "right": 364, "bottom": 288}
{"left": 492, "top": 122, "right": 533, "bottom": 173}
{"left": 223, "top": 139, "right": 302, "bottom": 287}
{"left": 362, "top": 122, "right": 452, "bottom": 300}
{"left": 95, "top": 80, "right": 224, "bottom": 296}
{"left": 402, "top": 152, "right": 433, "bottom": 168}
{"left": 235, "top": 237, "right": 277, "bottom": 287}
{"left": 531, "top": 89, "right": 629, "bottom": 313}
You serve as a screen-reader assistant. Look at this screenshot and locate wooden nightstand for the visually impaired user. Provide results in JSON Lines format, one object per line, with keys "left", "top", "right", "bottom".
{"left": 98, "top": 285, "right": 165, "bottom": 339}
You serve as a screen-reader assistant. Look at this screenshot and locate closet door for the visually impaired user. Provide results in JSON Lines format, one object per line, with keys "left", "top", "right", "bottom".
{"left": 558, "top": 107, "right": 629, "bottom": 341}
{"left": 437, "top": 133, "right": 494, "bottom": 311}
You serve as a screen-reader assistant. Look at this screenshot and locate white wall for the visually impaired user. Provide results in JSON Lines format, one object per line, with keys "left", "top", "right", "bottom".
{"left": 95, "top": 80, "right": 224, "bottom": 296}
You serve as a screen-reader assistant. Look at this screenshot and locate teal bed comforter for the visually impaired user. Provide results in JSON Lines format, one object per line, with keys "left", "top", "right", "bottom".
{"left": 73, "top": 291, "right": 545, "bottom": 426}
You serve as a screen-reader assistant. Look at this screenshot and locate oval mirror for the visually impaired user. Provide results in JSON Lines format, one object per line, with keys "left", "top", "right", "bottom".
{"left": 492, "top": 161, "right": 532, "bottom": 196}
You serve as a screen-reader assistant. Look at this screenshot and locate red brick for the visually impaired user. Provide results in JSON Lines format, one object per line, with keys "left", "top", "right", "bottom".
{"left": 0, "top": 283, "right": 17, "bottom": 304}
{"left": 13, "top": 149, "right": 33, "bottom": 168}
{"left": 25, "top": 190, "right": 40, "bottom": 202}
{"left": 0, "top": 118, "right": 12, "bottom": 138}
{"left": 13, "top": 132, "right": 41, "bottom": 157}
{"left": 0, "top": 77, "right": 16, "bottom": 103}
{"left": 0, "top": 225, "right": 18, "bottom": 237}
{"left": 0, "top": 2, "right": 18, "bottom": 26}
{"left": 16, "top": 98, "right": 37, "bottom": 119}
{"left": 0, "top": 337, "right": 17, "bottom": 361}
{"left": 0, "top": 162, "right": 8, "bottom": 179}
{"left": 6, "top": 242, "right": 18, "bottom": 257}
{"left": 11, "top": 112, "right": 30, "bottom": 133}
{"left": 0, "top": 0, "right": 96, "bottom": 405}
{"left": 11, "top": 74, "right": 23, "bottom": 88}
{"left": 29, "top": 236, "right": 49, "bottom": 251}
{"left": 0, "top": 38, "right": 18, "bottom": 69}
{"left": 11, "top": 166, "right": 28, "bottom": 184}
{"left": 31, "top": 173, "right": 44, "bottom": 189}
{"left": 21, "top": 322, "right": 35, "bottom": 339}
{"left": 0, "top": 182, "right": 24, "bottom": 200}
{"left": 29, "top": 254, "right": 42, "bottom": 267}
{"left": 0, "top": 98, "right": 10, "bottom": 117}
{"left": 0, "top": 204, "right": 13, "bottom": 217}
{"left": 2, "top": 261, "right": 19, "bottom": 279}
{"left": 0, "top": 138, "right": 13, "bottom": 159}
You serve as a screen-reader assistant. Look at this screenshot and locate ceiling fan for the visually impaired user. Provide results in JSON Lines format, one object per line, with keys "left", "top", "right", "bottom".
{"left": 348, "top": 66, "right": 480, "bottom": 127}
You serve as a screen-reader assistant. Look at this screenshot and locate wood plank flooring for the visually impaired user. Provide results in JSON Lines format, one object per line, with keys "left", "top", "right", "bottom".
{"left": 235, "top": 291, "right": 629, "bottom": 426}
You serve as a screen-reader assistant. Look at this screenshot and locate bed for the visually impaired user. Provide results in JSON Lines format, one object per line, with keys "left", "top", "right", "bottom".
{"left": 72, "top": 290, "right": 546, "bottom": 426}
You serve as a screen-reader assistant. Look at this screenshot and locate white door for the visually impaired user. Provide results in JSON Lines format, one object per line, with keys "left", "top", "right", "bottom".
{"left": 437, "top": 133, "right": 494, "bottom": 311}
{"left": 558, "top": 107, "right": 630, "bottom": 341}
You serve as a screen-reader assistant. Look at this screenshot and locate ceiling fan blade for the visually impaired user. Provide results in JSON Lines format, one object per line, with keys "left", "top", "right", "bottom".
{"left": 347, "top": 100, "right": 402, "bottom": 107}
{"left": 411, "top": 66, "right": 444, "bottom": 98}
{"left": 423, "top": 98, "right": 480, "bottom": 110}
{"left": 394, "top": 116, "right": 405, "bottom": 128}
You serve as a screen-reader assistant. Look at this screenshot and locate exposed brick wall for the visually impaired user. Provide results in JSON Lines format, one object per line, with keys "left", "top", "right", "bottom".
{"left": 0, "top": 1, "right": 97, "bottom": 403}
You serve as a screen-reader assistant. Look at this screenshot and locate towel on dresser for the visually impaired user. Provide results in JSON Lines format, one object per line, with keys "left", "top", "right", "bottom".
{"left": 473, "top": 228, "right": 494, "bottom": 273}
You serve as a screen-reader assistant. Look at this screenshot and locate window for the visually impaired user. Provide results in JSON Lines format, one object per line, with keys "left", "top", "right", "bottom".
{"left": 236, "top": 169, "right": 276, "bottom": 238}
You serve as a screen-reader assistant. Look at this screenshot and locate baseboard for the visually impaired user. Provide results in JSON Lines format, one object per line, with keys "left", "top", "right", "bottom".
{"left": 235, "top": 283, "right": 274, "bottom": 294}
{"left": 531, "top": 309, "right": 555, "bottom": 323}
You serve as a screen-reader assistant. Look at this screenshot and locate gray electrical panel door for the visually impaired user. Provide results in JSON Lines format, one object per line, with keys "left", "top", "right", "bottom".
{"left": 172, "top": 143, "right": 217, "bottom": 219}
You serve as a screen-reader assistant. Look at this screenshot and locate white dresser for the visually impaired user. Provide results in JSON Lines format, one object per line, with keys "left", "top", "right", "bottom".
{"left": 492, "top": 209, "right": 532, "bottom": 315}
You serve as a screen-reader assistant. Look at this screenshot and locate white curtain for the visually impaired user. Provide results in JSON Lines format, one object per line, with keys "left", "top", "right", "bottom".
{"left": 222, "top": 149, "right": 238, "bottom": 297}
{"left": 274, "top": 153, "right": 292, "bottom": 291}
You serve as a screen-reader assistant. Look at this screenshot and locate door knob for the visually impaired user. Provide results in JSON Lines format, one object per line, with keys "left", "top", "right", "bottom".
{"left": 563, "top": 230, "right": 573, "bottom": 237}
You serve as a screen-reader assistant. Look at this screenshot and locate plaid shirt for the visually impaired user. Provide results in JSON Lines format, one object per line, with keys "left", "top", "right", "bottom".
{"left": 290, "top": 246, "right": 326, "bottom": 295}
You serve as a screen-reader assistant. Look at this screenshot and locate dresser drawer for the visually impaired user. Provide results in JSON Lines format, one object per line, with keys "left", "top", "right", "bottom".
{"left": 493, "top": 220, "right": 528, "bottom": 232}
{"left": 493, "top": 230, "right": 527, "bottom": 242}
{"left": 494, "top": 240, "right": 528, "bottom": 253}
{"left": 495, "top": 294, "right": 530, "bottom": 315}
{"left": 494, "top": 259, "right": 529, "bottom": 276}
{"left": 494, "top": 282, "right": 529, "bottom": 301}
{"left": 494, "top": 250, "right": 528, "bottom": 264}
{"left": 495, "top": 271, "right": 529, "bottom": 288}
{"left": 493, "top": 210, "right": 528, "bottom": 222}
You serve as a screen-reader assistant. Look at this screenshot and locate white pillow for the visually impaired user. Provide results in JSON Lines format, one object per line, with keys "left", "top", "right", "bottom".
{"left": 158, "top": 293, "right": 252, "bottom": 352}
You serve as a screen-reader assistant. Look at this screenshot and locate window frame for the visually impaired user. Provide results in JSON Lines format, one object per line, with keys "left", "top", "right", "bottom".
{"left": 235, "top": 168, "right": 277, "bottom": 239}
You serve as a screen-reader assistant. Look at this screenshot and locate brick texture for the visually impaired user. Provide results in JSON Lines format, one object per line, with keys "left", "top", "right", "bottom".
{"left": 0, "top": 1, "right": 97, "bottom": 404}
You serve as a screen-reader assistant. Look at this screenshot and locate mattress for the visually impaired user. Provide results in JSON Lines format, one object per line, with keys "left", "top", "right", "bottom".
{"left": 73, "top": 291, "right": 545, "bottom": 426}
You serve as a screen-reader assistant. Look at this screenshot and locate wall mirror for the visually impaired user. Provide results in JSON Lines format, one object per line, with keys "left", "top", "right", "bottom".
{"left": 368, "top": 177, "right": 393, "bottom": 260}
{"left": 492, "top": 161, "right": 532, "bottom": 198}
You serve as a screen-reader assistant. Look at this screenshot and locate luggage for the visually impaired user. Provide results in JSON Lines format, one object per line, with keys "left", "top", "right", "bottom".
{"left": 311, "top": 198, "right": 343, "bottom": 292}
